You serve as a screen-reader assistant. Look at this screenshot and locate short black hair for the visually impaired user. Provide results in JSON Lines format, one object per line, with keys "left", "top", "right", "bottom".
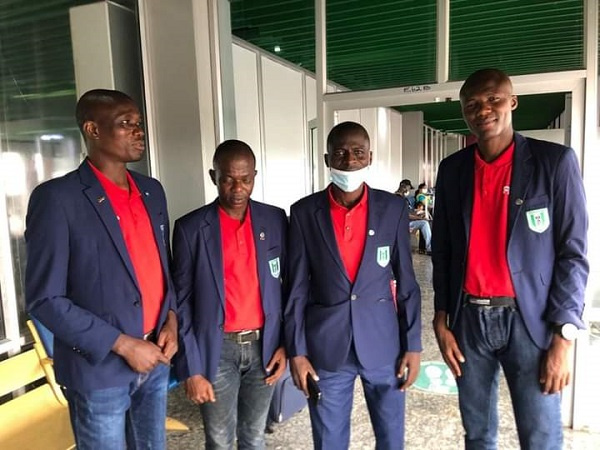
{"left": 75, "top": 89, "right": 135, "bottom": 134}
{"left": 212, "top": 139, "right": 256, "bottom": 169}
{"left": 327, "top": 121, "right": 370, "bottom": 153}
{"left": 459, "top": 68, "right": 512, "bottom": 99}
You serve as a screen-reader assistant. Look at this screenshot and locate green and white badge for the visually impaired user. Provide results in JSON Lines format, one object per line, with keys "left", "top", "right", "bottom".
{"left": 376, "top": 246, "right": 390, "bottom": 268}
{"left": 268, "top": 257, "right": 280, "bottom": 278}
{"left": 526, "top": 207, "right": 550, "bottom": 233}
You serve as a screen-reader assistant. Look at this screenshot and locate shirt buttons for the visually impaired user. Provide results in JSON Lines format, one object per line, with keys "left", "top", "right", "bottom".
{"left": 350, "top": 294, "right": 357, "bottom": 301}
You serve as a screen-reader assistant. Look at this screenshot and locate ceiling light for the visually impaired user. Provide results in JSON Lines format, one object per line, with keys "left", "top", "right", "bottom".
{"left": 274, "top": 45, "right": 281, "bottom": 53}
{"left": 40, "top": 134, "right": 64, "bottom": 141}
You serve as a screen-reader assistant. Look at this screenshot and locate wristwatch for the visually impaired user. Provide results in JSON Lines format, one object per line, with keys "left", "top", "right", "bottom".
{"left": 553, "top": 323, "right": 578, "bottom": 341}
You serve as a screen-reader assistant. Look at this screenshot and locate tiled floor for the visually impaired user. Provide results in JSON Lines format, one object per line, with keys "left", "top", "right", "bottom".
{"left": 166, "top": 253, "right": 600, "bottom": 449}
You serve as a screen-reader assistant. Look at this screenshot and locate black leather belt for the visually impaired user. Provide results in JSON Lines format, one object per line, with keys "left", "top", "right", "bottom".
{"left": 465, "top": 294, "right": 516, "bottom": 307}
{"left": 143, "top": 329, "right": 157, "bottom": 343}
{"left": 224, "top": 329, "right": 261, "bottom": 343}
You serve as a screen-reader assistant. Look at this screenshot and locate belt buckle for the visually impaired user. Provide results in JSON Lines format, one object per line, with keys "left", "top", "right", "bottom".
{"left": 470, "top": 297, "right": 491, "bottom": 306}
{"left": 237, "top": 329, "right": 259, "bottom": 344}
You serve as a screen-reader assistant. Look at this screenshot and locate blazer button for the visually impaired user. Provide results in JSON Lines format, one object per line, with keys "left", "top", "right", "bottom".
{"left": 350, "top": 294, "right": 357, "bottom": 301}
{"left": 219, "top": 325, "right": 224, "bottom": 330}
{"left": 133, "top": 300, "right": 140, "bottom": 307}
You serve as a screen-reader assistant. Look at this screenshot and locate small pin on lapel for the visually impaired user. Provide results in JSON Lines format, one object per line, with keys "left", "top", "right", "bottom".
{"left": 515, "top": 198, "right": 523, "bottom": 206}
{"left": 368, "top": 229, "right": 375, "bottom": 236}
{"left": 97, "top": 196, "right": 105, "bottom": 203}
{"left": 259, "top": 231, "right": 266, "bottom": 241}
{"left": 144, "top": 192, "right": 150, "bottom": 196}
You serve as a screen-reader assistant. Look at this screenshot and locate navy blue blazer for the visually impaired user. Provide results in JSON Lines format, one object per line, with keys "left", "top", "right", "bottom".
{"left": 172, "top": 200, "right": 287, "bottom": 382}
{"left": 432, "top": 133, "right": 588, "bottom": 349}
{"left": 284, "top": 186, "right": 422, "bottom": 372}
{"left": 25, "top": 160, "right": 175, "bottom": 392}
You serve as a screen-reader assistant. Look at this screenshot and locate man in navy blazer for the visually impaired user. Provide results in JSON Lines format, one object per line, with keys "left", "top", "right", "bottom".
{"left": 285, "top": 122, "right": 421, "bottom": 449}
{"left": 432, "top": 69, "right": 588, "bottom": 449}
{"left": 173, "top": 140, "right": 287, "bottom": 448}
{"left": 25, "top": 89, "right": 177, "bottom": 449}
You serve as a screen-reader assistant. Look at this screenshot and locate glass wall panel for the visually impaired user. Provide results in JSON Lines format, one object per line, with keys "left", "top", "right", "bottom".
{"left": 231, "top": 1, "right": 316, "bottom": 76}
{"left": 326, "top": 0, "right": 436, "bottom": 90}
{"left": 0, "top": 0, "right": 135, "bottom": 343}
{"left": 450, "top": 0, "right": 584, "bottom": 80}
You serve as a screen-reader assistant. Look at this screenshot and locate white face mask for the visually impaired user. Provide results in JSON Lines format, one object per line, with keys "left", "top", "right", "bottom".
{"left": 330, "top": 166, "right": 369, "bottom": 192}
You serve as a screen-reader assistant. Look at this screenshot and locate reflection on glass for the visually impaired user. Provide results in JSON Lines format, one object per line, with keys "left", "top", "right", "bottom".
{"left": 0, "top": 1, "right": 93, "bottom": 339}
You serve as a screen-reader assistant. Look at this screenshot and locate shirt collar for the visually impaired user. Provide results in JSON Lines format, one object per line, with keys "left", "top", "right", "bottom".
{"left": 88, "top": 160, "right": 141, "bottom": 199}
{"left": 475, "top": 141, "right": 515, "bottom": 169}
{"left": 327, "top": 183, "right": 368, "bottom": 212}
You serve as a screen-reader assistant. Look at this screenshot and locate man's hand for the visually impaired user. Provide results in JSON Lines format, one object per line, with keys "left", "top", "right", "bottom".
{"left": 289, "top": 355, "right": 318, "bottom": 397}
{"left": 540, "top": 334, "right": 573, "bottom": 394}
{"left": 157, "top": 310, "right": 178, "bottom": 360}
{"left": 433, "top": 311, "right": 465, "bottom": 377}
{"left": 112, "top": 334, "right": 170, "bottom": 373}
{"left": 265, "top": 346, "right": 286, "bottom": 385}
{"left": 397, "top": 351, "right": 420, "bottom": 391}
{"left": 184, "top": 374, "right": 215, "bottom": 404}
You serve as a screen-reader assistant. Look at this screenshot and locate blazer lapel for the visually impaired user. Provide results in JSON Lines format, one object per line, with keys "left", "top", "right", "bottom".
{"left": 354, "top": 187, "right": 381, "bottom": 284}
{"left": 508, "top": 133, "right": 533, "bottom": 238}
{"left": 314, "top": 191, "right": 349, "bottom": 281}
{"left": 202, "top": 201, "right": 226, "bottom": 307}
{"left": 459, "top": 146, "right": 475, "bottom": 242}
{"left": 249, "top": 201, "right": 269, "bottom": 301}
{"left": 79, "top": 161, "right": 140, "bottom": 291}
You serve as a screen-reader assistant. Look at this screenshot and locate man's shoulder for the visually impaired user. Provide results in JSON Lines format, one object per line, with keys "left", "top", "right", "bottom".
{"left": 519, "top": 135, "right": 571, "bottom": 162}
{"left": 440, "top": 145, "right": 473, "bottom": 168}
{"left": 368, "top": 187, "right": 405, "bottom": 208}
{"left": 290, "top": 191, "right": 325, "bottom": 212}
{"left": 250, "top": 199, "right": 287, "bottom": 219}
{"left": 31, "top": 168, "right": 81, "bottom": 198}
{"left": 175, "top": 202, "right": 215, "bottom": 228}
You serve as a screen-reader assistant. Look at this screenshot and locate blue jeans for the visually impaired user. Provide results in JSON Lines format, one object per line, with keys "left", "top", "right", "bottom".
{"left": 65, "top": 363, "right": 169, "bottom": 450}
{"left": 309, "top": 347, "right": 405, "bottom": 450}
{"left": 455, "top": 303, "right": 562, "bottom": 450}
{"left": 201, "top": 339, "right": 274, "bottom": 450}
{"left": 409, "top": 220, "right": 431, "bottom": 252}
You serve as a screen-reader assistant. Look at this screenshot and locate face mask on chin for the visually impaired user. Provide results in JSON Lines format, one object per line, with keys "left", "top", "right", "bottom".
{"left": 330, "top": 165, "right": 369, "bottom": 192}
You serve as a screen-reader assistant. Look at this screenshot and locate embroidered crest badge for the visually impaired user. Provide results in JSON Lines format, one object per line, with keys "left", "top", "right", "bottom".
{"left": 526, "top": 207, "right": 550, "bottom": 233}
{"left": 376, "top": 246, "right": 390, "bottom": 268}
{"left": 268, "top": 257, "right": 280, "bottom": 278}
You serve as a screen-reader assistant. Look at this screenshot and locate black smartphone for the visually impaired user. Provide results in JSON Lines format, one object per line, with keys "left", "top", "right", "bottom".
{"left": 306, "top": 374, "right": 322, "bottom": 404}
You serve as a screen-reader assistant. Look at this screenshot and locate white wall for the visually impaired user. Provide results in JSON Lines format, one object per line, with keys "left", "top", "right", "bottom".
{"left": 519, "top": 128, "right": 566, "bottom": 145}
{"left": 401, "top": 111, "right": 424, "bottom": 187}
{"left": 260, "top": 57, "right": 306, "bottom": 210}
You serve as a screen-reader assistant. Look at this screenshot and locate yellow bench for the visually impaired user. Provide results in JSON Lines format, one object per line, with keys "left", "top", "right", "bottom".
{"left": 0, "top": 332, "right": 75, "bottom": 450}
{"left": 26, "top": 319, "right": 188, "bottom": 433}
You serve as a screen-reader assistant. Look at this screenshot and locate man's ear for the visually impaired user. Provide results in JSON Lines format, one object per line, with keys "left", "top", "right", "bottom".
{"left": 83, "top": 121, "right": 99, "bottom": 140}
{"left": 369, "top": 151, "right": 373, "bottom": 166}
{"left": 511, "top": 95, "right": 518, "bottom": 111}
{"left": 323, "top": 154, "right": 330, "bottom": 168}
{"left": 209, "top": 169, "right": 217, "bottom": 186}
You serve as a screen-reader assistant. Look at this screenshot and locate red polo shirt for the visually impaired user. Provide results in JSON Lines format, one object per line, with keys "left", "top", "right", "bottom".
{"left": 219, "top": 206, "right": 264, "bottom": 332}
{"left": 89, "top": 162, "right": 164, "bottom": 333}
{"left": 463, "top": 143, "right": 516, "bottom": 298}
{"left": 328, "top": 184, "right": 368, "bottom": 283}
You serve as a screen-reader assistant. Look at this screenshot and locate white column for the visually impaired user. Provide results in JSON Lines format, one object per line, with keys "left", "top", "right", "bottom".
{"left": 436, "top": 0, "right": 450, "bottom": 83}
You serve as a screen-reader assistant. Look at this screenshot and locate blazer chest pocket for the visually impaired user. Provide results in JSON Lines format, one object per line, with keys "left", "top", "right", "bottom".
{"left": 522, "top": 195, "right": 550, "bottom": 234}
{"left": 266, "top": 247, "right": 281, "bottom": 280}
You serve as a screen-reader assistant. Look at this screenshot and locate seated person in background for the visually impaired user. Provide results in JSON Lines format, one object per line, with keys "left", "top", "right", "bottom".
{"left": 415, "top": 182, "right": 434, "bottom": 216}
{"left": 414, "top": 201, "right": 432, "bottom": 221}
{"left": 395, "top": 181, "right": 432, "bottom": 254}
